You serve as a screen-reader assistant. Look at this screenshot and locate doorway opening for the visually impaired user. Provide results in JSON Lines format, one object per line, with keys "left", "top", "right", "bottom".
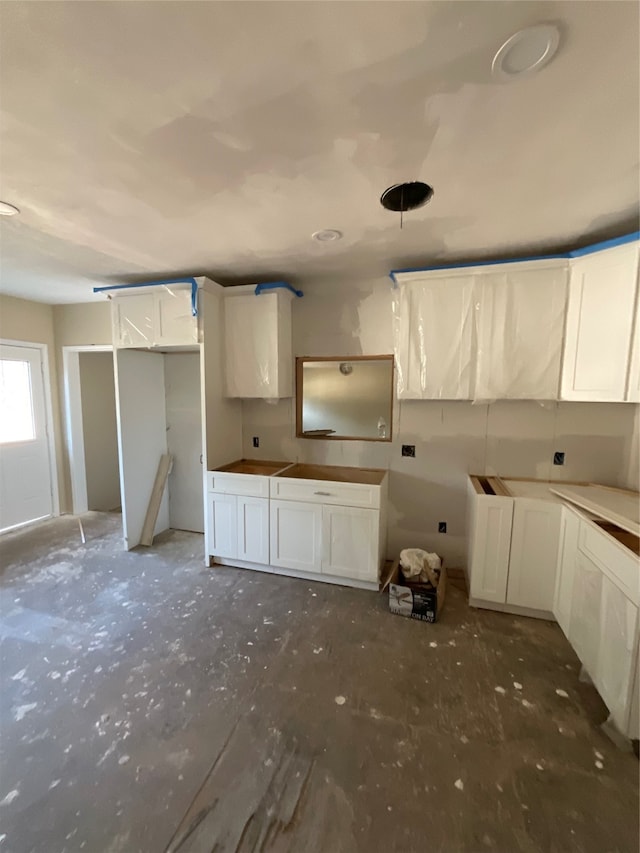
{"left": 63, "top": 346, "right": 120, "bottom": 515}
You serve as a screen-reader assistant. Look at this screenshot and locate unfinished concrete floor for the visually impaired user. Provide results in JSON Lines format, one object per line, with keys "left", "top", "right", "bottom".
{"left": 0, "top": 512, "right": 638, "bottom": 853}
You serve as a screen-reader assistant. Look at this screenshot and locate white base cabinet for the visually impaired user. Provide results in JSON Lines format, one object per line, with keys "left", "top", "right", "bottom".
{"left": 467, "top": 476, "right": 561, "bottom": 617}
{"left": 207, "top": 491, "right": 269, "bottom": 564}
{"left": 206, "top": 466, "right": 388, "bottom": 589}
{"left": 554, "top": 503, "right": 640, "bottom": 740}
{"left": 270, "top": 499, "right": 322, "bottom": 573}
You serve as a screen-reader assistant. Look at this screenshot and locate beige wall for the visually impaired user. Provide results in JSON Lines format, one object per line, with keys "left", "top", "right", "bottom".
{"left": 53, "top": 301, "right": 112, "bottom": 511}
{"left": 0, "top": 294, "right": 64, "bottom": 508}
{"left": 242, "top": 276, "right": 639, "bottom": 568}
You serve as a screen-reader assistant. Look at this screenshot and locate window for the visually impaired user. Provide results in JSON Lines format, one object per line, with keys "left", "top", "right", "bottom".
{"left": 0, "top": 359, "right": 36, "bottom": 443}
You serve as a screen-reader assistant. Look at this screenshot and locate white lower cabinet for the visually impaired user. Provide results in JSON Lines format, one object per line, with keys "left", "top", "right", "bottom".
{"left": 467, "top": 476, "right": 560, "bottom": 615}
{"left": 207, "top": 467, "right": 387, "bottom": 587}
{"left": 237, "top": 496, "right": 269, "bottom": 564}
{"left": 207, "top": 492, "right": 238, "bottom": 559}
{"left": 270, "top": 499, "right": 323, "bottom": 574}
{"left": 554, "top": 504, "right": 640, "bottom": 739}
{"left": 506, "top": 499, "right": 562, "bottom": 611}
{"left": 569, "top": 551, "right": 604, "bottom": 678}
{"left": 553, "top": 507, "right": 580, "bottom": 637}
{"left": 467, "top": 479, "right": 513, "bottom": 604}
{"left": 207, "top": 492, "right": 269, "bottom": 563}
{"left": 322, "top": 505, "right": 378, "bottom": 580}
{"left": 596, "top": 577, "right": 638, "bottom": 732}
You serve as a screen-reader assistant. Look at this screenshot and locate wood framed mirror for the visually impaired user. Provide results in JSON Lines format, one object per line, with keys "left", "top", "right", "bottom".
{"left": 296, "top": 355, "right": 394, "bottom": 441}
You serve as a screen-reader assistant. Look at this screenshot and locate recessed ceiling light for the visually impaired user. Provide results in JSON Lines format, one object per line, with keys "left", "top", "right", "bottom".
{"left": 0, "top": 201, "right": 20, "bottom": 216}
{"left": 312, "top": 229, "right": 342, "bottom": 242}
{"left": 492, "top": 24, "right": 560, "bottom": 81}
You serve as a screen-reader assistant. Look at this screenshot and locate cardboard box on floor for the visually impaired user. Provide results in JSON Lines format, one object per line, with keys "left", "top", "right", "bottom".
{"left": 380, "top": 559, "right": 447, "bottom": 623}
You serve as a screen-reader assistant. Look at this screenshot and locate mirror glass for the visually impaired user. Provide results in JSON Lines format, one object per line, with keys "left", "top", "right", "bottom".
{"left": 296, "top": 356, "right": 394, "bottom": 441}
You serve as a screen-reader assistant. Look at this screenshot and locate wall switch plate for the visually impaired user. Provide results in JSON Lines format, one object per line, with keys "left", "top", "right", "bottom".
{"left": 438, "top": 521, "right": 447, "bottom": 533}
{"left": 401, "top": 444, "right": 415, "bottom": 457}
{"left": 252, "top": 436, "right": 260, "bottom": 448}
{"left": 553, "top": 451, "right": 565, "bottom": 466}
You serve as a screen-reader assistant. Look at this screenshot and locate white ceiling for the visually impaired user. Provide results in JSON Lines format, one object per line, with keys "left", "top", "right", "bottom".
{"left": 0, "top": 1, "right": 638, "bottom": 304}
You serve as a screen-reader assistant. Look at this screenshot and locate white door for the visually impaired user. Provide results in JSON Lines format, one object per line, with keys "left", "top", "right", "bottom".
{"left": 270, "top": 499, "right": 322, "bottom": 573}
{"left": 561, "top": 243, "right": 639, "bottom": 401}
{"left": 569, "top": 551, "right": 603, "bottom": 679}
{"left": 322, "top": 505, "right": 378, "bottom": 581}
{"left": 165, "top": 353, "right": 203, "bottom": 532}
{"left": 207, "top": 492, "right": 237, "bottom": 559}
{"left": 506, "top": 500, "right": 562, "bottom": 612}
{"left": 112, "top": 294, "right": 155, "bottom": 347}
{"left": 395, "top": 275, "right": 475, "bottom": 399}
{"left": 553, "top": 507, "right": 580, "bottom": 637}
{"left": 115, "top": 350, "right": 168, "bottom": 549}
{"left": 237, "top": 496, "right": 269, "bottom": 564}
{"left": 595, "top": 576, "right": 638, "bottom": 732}
{"left": 468, "top": 492, "right": 513, "bottom": 604}
{"left": 0, "top": 344, "right": 53, "bottom": 532}
{"left": 156, "top": 287, "right": 198, "bottom": 346}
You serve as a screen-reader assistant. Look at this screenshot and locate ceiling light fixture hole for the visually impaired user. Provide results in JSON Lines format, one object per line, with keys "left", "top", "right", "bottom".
{"left": 380, "top": 182, "right": 434, "bottom": 213}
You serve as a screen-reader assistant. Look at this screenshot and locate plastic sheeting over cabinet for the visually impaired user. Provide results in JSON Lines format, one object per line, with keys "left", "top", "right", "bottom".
{"left": 392, "top": 259, "right": 568, "bottom": 401}
{"left": 111, "top": 284, "right": 198, "bottom": 348}
{"left": 224, "top": 287, "right": 293, "bottom": 398}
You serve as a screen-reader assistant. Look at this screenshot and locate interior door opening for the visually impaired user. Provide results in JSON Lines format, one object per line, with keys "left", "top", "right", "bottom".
{"left": 63, "top": 346, "right": 120, "bottom": 516}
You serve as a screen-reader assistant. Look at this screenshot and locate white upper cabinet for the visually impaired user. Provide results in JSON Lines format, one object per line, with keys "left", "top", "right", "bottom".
{"left": 224, "top": 286, "right": 293, "bottom": 398}
{"left": 111, "top": 282, "right": 199, "bottom": 348}
{"left": 393, "top": 260, "right": 567, "bottom": 401}
{"left": 474, "top": 262, "right": 568, "bottom": 400}
{"left": 393, "top": 273, "right": 475, "bottom": 399}
{"left": 561, "top": 241, "right": 639, "bottom": 402}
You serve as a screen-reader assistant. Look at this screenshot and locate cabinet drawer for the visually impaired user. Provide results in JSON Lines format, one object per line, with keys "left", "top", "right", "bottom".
{"left": 578, "top": 520, "right": 639, "bottom": 603}
{"left": 206, "top": 471, "right": 270, "bottom": 498}
{"left": 269, "top": 477, "right": 380, "bottom": 509}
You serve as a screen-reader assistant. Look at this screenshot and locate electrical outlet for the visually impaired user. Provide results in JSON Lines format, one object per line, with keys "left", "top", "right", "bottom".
{"left": 438, "top": 521, "right": 447, "bottom": 533}
{"left": 553, "top": 451, "right": 565, "bottom": 466}
{"left": 252, "top": 436, "right": 260, "bottom": 448}
{"left": 401, "top": 444, "right": 415, "bottom": 457}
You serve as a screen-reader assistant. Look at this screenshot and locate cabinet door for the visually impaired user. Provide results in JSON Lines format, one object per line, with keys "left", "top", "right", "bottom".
{"left": 322, "top": 505, "right": 378, "bottom": 581}
{"left": 156, "top": 287, "right": 198, "bottom": 346}
{"left": 468, "top": 490, "right": 513, "bottom": 604}
{"left": 506, "top": 499, "right": 561, "bottom": 612}
{"left": 561, "top": 243, "right": 639, "bottom": 401}
{"left": 474, "top": 263, "right": 567, "bottom": 400}
{"left": 236, "top": 496, "right": 269, "bottom": 564}
{"left": 595, "top": 576, "right": 638, "bottom": 732}
{"left": 395, "top": 275, "right": 475, "bottom": 399}
{"left": 553, "top": 507, "right": 580, "bottom": 638}
{"left": 569, "top": 551, "right": 603, "bottom": 679}
{"left": 112, "top": 294, "right": 155, "bottom": 347}
{"left": 270, "top": 499, "right": 322, "bottom": 573}
{"left": 225, "top": 294, "right": 279, "bottom": 398}
{"left": 207, "top": 492, "right": 238, "bottom": 559}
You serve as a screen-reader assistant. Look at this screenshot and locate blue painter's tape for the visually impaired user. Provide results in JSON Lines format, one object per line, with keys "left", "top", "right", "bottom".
{"left": 254, "top": 281, "right": 303, "bottom": 298}
{"left": 568, "top": 231, "right": 640, "bottom": 258}
{"left": 389, "top": 231, "right": 640, "bottom": 282}
{"left": 93, "top": 277, "right": 200, "bottom": 316}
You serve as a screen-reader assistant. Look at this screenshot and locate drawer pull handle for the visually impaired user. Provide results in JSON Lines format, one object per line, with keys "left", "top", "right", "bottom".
{"left": 314, "top": 491, "right": 331, "bottom": 496}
